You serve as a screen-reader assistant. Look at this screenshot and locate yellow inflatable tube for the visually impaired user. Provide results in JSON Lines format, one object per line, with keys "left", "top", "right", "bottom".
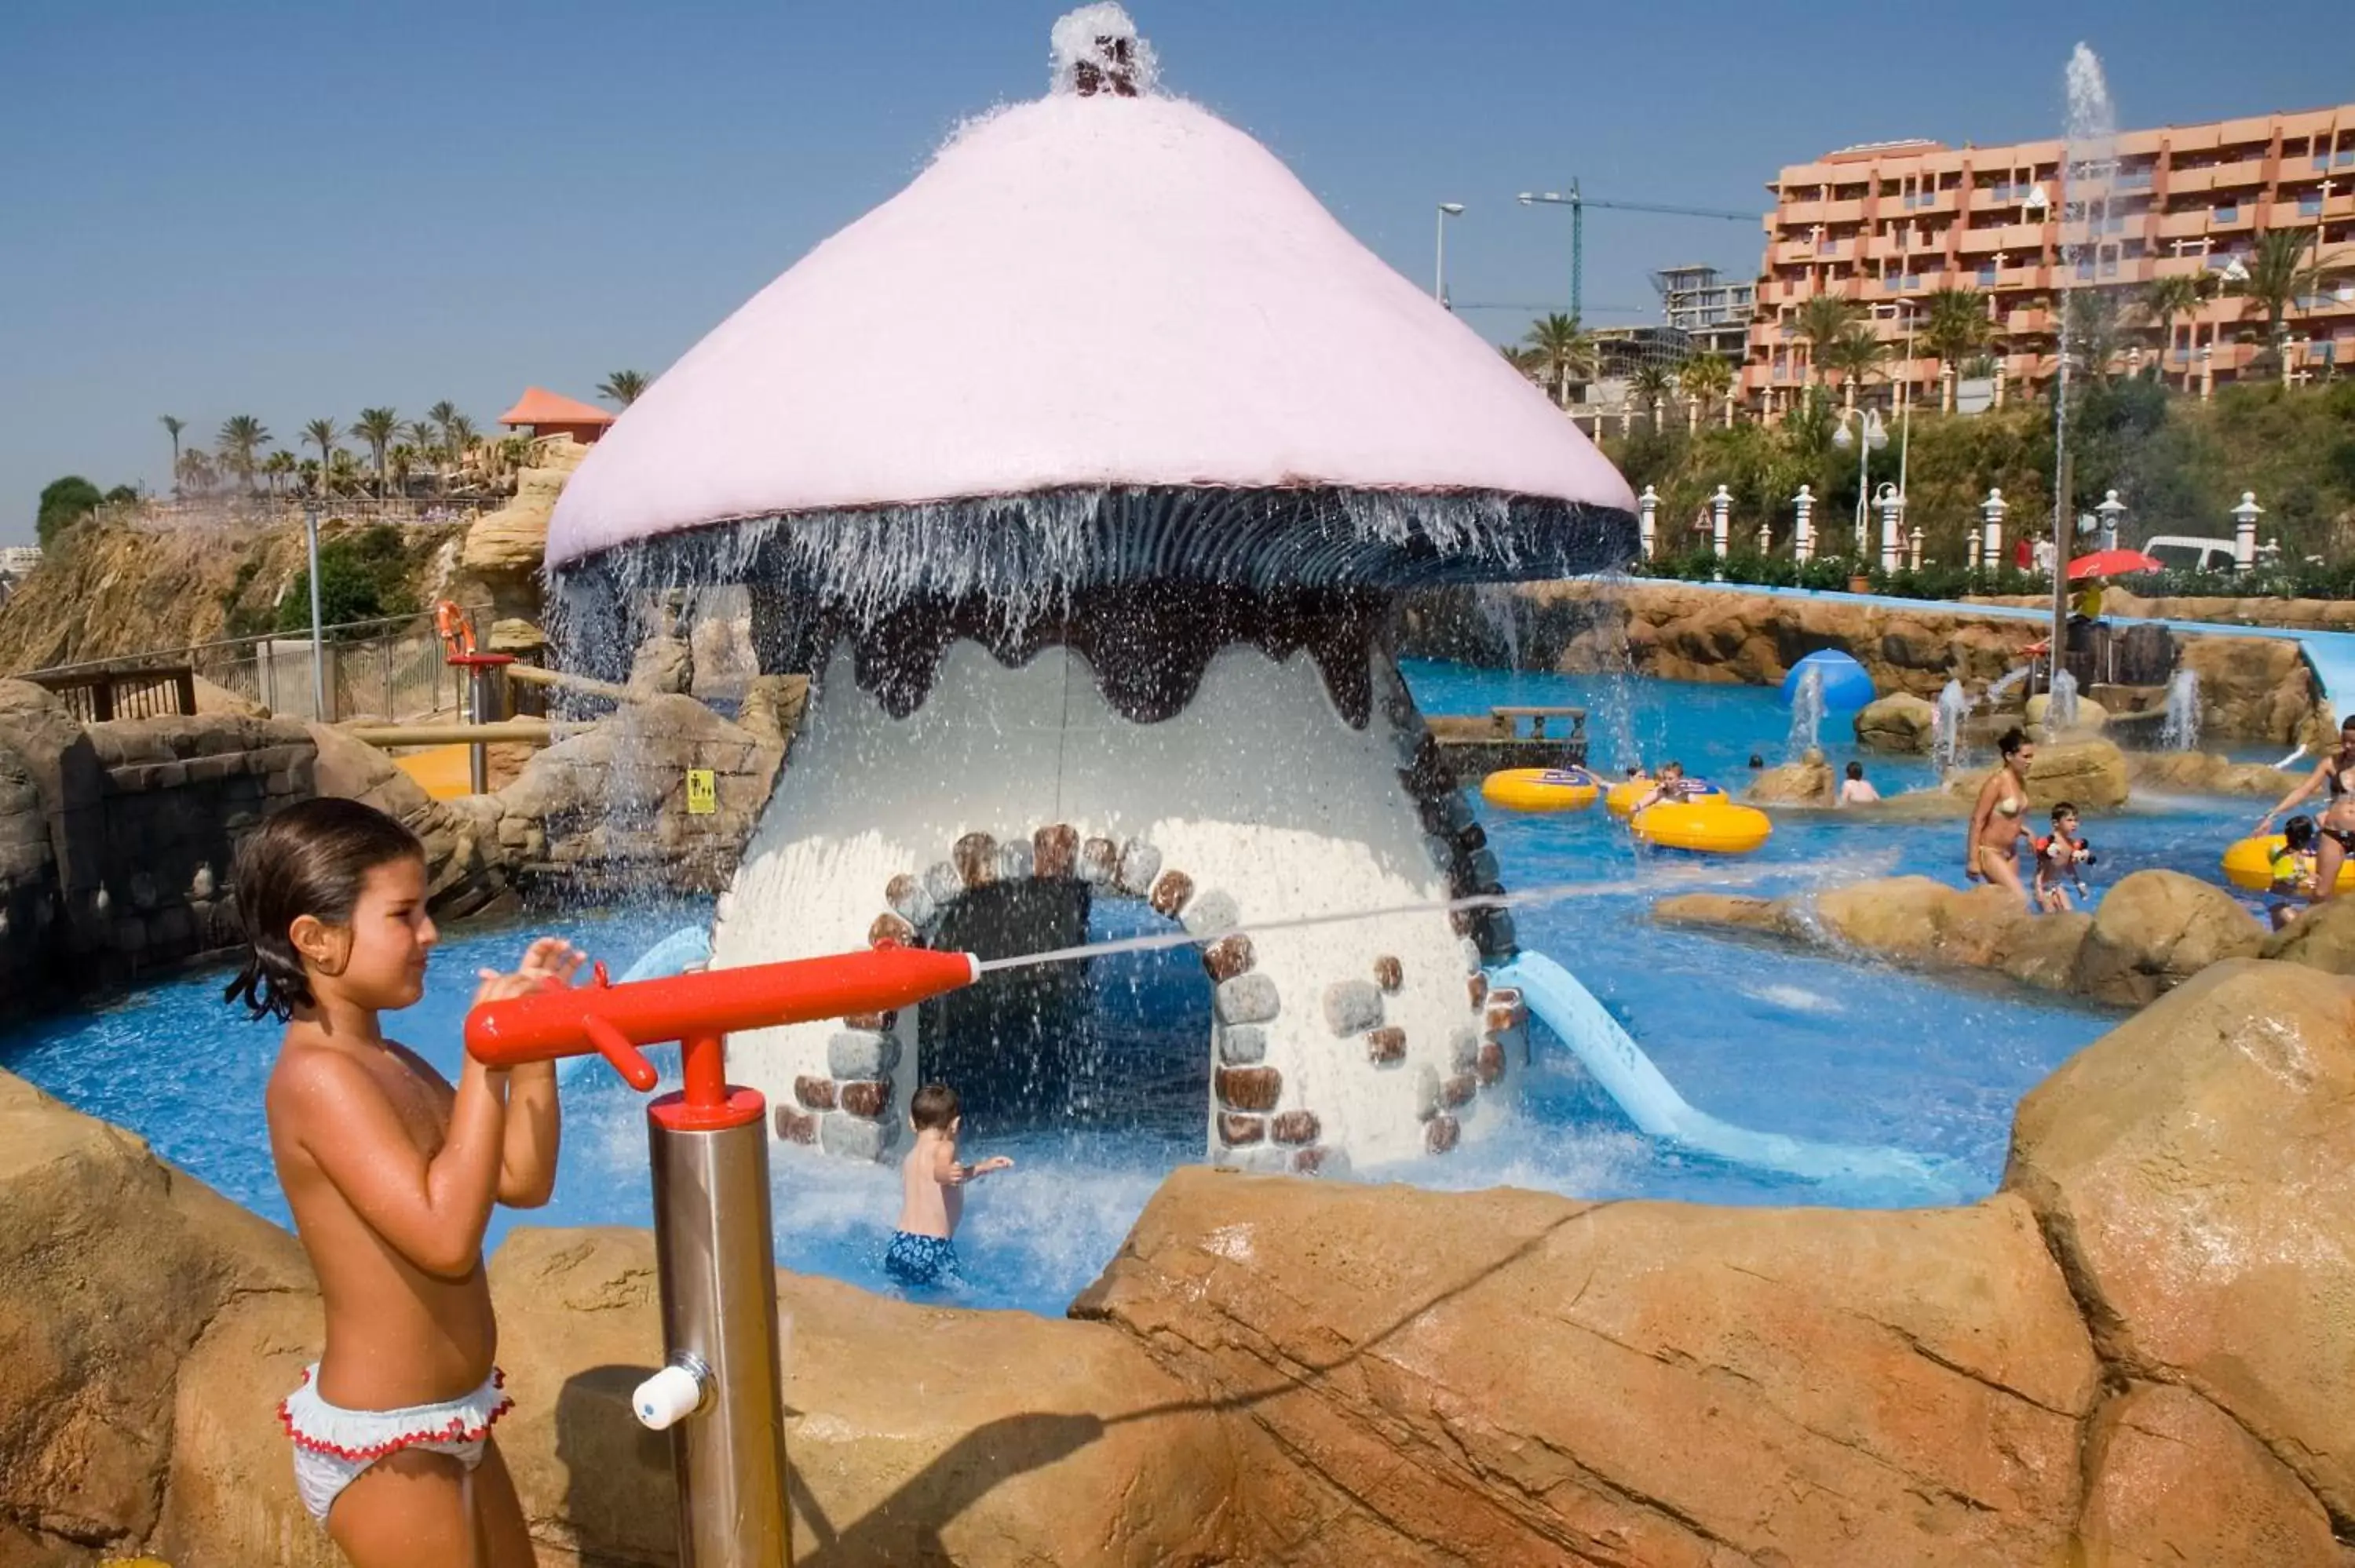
{"left": 1605, "top": 778, "right": 1725, "bottom": 817}
{"left": 1481, "top": 767, "right": 1601, "bottom": 813}
{"left": 2221, "top": 834, "right": 2355, "bottom": 894}
{"left": 1632, "top": 797, "right": 1774, "bottom": 855}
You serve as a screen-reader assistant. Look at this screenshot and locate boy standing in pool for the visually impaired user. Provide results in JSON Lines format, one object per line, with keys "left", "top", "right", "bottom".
{"left": 887, "top": 1082, "right": 1013, "bottom": 1288}
{"left": 226, "top": 797, "right": 582, "bottom": 1566}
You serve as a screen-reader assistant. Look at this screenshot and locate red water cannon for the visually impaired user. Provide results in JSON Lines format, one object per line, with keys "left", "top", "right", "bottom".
{"left": 466, "top": 943, "right": 982, "bottom": 1129}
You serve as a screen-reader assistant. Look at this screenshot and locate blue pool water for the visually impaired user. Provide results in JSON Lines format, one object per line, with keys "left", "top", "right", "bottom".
{"left": 0, "top": 665, "right": 2267, "bottom": 1316}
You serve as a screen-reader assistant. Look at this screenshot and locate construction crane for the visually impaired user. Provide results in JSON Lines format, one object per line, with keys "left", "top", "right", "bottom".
{"left": 1517, "top": 181, "right": 1757, "bottom": 322}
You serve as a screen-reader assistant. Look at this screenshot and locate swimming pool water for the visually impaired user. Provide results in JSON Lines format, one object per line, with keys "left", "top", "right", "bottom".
{"left": 0, "top": 664, "right": 2266, "bottom": 1316}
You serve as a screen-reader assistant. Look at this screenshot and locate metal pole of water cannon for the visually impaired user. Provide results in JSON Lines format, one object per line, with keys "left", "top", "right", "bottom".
{"left": 446, "top": 652, "right": 515, "bottom": 795}
{"left": 465, "top": 942, "right": 984, "bottom": 1568}
{"left": 305, "top": 505, "right": 325, "bottom": 722}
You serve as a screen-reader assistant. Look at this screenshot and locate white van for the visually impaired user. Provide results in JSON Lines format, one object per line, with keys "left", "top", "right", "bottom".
{"left": 2141, "top": 534, "right": 2274, "bottom": 573}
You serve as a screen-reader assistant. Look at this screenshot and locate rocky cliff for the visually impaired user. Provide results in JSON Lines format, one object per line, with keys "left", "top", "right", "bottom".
{"left": 0, "top": 514, "right": 458, "bottom": 675}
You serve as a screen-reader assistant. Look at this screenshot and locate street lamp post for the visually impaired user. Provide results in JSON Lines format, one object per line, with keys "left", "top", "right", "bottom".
{"left": 305, "top": 504, "right": 326, "bottom": 721}
{"left": 1831, "top": 407, "right": 1888, "bottom": 557}
{"left": 1434, "top": 202, "right": 1465, "bottom": 307}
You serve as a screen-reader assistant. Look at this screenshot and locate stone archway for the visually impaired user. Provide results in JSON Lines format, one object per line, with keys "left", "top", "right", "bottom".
{"left": 767, "top": 818, "right": 1526, "bottom": 1172}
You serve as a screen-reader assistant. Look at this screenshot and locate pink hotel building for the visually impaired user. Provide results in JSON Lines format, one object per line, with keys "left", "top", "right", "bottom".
{"left": 1740, "top": 104, "right": 2355, "bottom": 414}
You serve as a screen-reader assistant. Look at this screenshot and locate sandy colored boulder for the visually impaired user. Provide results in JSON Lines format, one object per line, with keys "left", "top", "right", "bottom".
{"left": 1743, "top": 751, "right": 1832, "bottom": 805}
{"left": 0, "top": 1072, "right": 312, "bottom": 1566}
{"left": 2024, "top": 690, "right": 2109, "bottom": 736}
{"left": 1076, "top": 1169, "right": 2098, "bottom": 1567}
{"left": 2077, "top": 1383, "right": 2345, "bottom": 1567}
{"left": 486, "top": 1227, "right": 1243, "bottom": 1568}
{"left": 2006, "top": 959, "right": 2355, "bottom": 1522}
{"left": 1853, "top": 691, "right": 1938, "bottom": 752}
{"left": 2125, "top": 748, "right": 2299, "bottom": 797}
{"left": 1650, "top": 891, "right": 1794, "bottom": 938}
{"left": 2068, "top": 868, "right": 2265, "bottom": 1006}
{"left": 2262, "top": 894, "right": 2355, "bottom": 973}
{"left": 1941, "top": 738, "right": 2130, "bottom": 812}
{"left": 2179, "top": 636, "right": 2315, "bottom": 744}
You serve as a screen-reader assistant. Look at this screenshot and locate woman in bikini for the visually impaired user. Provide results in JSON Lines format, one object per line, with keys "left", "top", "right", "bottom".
{"left": 2258, "top": 715, "right": 2355, "bottom": 904}
{"left": 1966, "top": 727, "right": 2036, "bottom": 905}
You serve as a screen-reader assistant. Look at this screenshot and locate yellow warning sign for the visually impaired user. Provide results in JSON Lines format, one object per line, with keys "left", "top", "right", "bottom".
{"left": 685, "top": 768, "right": 717, "bottom": 815}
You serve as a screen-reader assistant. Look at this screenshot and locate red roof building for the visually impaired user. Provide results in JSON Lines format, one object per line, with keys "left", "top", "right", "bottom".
{"left": 498, "top": 387, "right": 616, "bottom": 445}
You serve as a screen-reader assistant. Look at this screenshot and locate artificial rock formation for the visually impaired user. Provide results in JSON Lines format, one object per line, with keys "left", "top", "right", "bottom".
{"left": 11, "top": 954, "right": 2355, "bottom": 1565}
{"left": 1853, "top": 691, "right": 1939, "bottom": 753}
{"left": 1655, "top": 869, "right": 2264, "bottom": 1007}
{"left": 1743, "top": 750, "right": 1835, "bottom": 805}
{"left": 1941, "top": 737, "right": 2130, "bottom": 811}
{"left": 1397, "top": 580, "right": 2324, "bottom": 744}
{"left": 456, "top": 437, "right": 591, "bottom": 629}
{"left": 2126, "top": 747, "right": 2302, "bottom": 798}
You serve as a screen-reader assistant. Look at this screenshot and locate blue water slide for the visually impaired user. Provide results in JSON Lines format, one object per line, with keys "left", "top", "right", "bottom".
{"left": 1491, "top": 950, "right": 1968, "bottom": 1202}
{"left": 2296, "top": 632, "right": 2355, "bottom": 727}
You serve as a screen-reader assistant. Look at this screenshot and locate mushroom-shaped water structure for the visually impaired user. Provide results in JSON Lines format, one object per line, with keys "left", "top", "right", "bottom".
{"left": 548, "top": 6, "right": 1636, "bottom": 1169}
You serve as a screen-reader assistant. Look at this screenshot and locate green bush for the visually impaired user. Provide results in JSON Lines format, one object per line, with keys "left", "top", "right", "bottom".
{"left": 276, "top": 525, "right": 421, "bottom": 637}
{"left": 35, "top": 476, "right": 104, "bottom": 547}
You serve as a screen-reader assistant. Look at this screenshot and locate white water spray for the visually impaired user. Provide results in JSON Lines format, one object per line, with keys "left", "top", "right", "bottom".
{"left": 2046, "top": 668, "right": 2081, "bottom": 734}
{"left": 1784, "top": 665, "right": 1826, "bottom": 762}
{"left": 1932, "top": 678, "right": 1970, "bottom": 775}
{"left": 2160, "top": 668, "right": 2202, "bottom": 750}
{"left": 2051, "top": 45, "right": 2118, "bottom": 560}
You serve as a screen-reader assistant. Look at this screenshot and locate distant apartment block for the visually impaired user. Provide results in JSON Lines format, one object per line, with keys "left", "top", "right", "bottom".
{"left": 1743, "top": 104, "right": 2355, "bottom": 413}
{"left": 1655, "top": 264, "right": 1754, "bottom": 362}
{"left": 0, "top": 546, "right": 42, "bottom": 580}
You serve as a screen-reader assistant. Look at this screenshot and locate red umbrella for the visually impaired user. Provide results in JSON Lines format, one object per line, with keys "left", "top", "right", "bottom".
{"left": 2067, "top": 548, "right": 2162, "bottom": 581}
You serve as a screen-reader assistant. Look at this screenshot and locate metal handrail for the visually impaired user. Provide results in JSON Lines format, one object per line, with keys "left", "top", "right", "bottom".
{"left": 16, "top": 612, "right": 436, "bottom": 681}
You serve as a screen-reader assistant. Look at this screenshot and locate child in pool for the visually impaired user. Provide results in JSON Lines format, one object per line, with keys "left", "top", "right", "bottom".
{"left": 886, "top": 1082, "right": 1013, "bottom": 1288}
{"left": 226, "top": 797, "right": 582, "bottom": 1566}
{"left": 2032, "top": 802, "right": 2096, "bottom": 912}
{"left": 2269, "top": 815, "right": 2320, "bottom": 929}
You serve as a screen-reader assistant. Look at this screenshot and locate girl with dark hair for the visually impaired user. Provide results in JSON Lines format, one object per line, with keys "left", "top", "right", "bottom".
{"left": 1966, "top": 727, "right": 2037, "bottom": 906}
{"left": 2258, "top": 714, "right": 2355, "bottom": 904}
{"left": 226, "top": 797, "right": 583, "bottom": 1565}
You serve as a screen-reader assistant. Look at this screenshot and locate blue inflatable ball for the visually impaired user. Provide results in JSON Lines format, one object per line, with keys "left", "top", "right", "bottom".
{"left": 1781, "top": 649, "right": 1875, "bottom": 711}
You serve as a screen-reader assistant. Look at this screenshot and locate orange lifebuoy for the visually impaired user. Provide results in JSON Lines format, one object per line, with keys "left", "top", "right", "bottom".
{"left": 434, "top": 600, "right": 478, "bottom": 658}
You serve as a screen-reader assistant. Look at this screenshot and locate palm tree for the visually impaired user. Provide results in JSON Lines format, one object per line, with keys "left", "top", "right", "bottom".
{"left": 327, "top": 449, "right": 364, "bottom": 497}
{"left": 446, "top": 414, "right": 480, "bottom": 486}
{"left": 2139, "top": 272, "right": 2213, "bottom": 387}
{"left": 597, "top": 370, "right": 651, "bottom": 407}
{"left": 2231, "top": 229, "right": 2320, "bottom": 381}
{"left": 1629, "top": 363, "right": 1675, "bottom": 430}
{"left": 401, "top": 419, "right": 444, "bottom": 494}
{"left": 1676, "top": 354, "right": 1735, "bottom": 430}
{"left": 159, "top": 416, "right": 187, "bottom": 501}
{"left": 1819, "top": 325, "right": 1888, "bottom": 406}
{"left": 216, "top": 415, "right": 272, "bottom": 493}
{"left": 301, "top": 419, "right": 341, "bottom": 495}
{"left": 425, "top": 401, "right": 462, "bottom": 485}
{"left": 177, "top": 448, "right": 217, "bottom": 497}
{"left": 1919, "top": 287, "right": 1994, "bottom": 410}
{"left": 262, "top": 450, "right": 297, "bottom": 497}
{"left": 1794, "top": 295, "right": 1864, "bottom": 387}
{"left": 1521, "top": 313, "right": 1597, "bottom": 408}
{"left": 1498, "top": 344, "right": 1547, "bottom": 381}
{"left": 352, "top": 407, "right": 401, "bottom": 500}
{"left": 2065, "top": 291, "right": 2129, "bottom": 383}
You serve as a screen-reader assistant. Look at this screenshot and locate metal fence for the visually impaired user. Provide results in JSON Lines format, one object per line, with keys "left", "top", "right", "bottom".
{"left": 16, "top": 612, "right": 468, "bottom": 724}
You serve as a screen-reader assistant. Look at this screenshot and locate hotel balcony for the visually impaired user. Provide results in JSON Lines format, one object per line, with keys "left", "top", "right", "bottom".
{"left": 2157, "top": 210, "right": 2211, "bottom": 240}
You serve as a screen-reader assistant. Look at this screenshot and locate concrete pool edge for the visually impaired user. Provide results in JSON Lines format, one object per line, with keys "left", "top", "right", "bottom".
{"left": 11, "top": 957, "right": 2350, "bottom": 1566}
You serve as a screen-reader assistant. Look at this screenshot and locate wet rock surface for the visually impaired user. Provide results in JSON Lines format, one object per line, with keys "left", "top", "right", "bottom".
{"left": 1655, "top": 868, "right": 2262, "bottom": 1006}
{"left": 1853, "top": 691, "right": 1938, "bottom": 752}
{"left": 12, "top": 949, "right": 2355, "bottom": 1563}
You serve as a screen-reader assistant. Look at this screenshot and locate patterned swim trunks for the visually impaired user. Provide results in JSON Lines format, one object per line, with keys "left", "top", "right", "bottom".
{"left": 884, "top": 1231, "right": 961, "bottom": 1287}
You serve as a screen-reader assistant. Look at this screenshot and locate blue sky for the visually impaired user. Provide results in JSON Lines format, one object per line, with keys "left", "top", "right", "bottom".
{"left": 2, "top": 0, "right": 2344, "bottom": 544}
